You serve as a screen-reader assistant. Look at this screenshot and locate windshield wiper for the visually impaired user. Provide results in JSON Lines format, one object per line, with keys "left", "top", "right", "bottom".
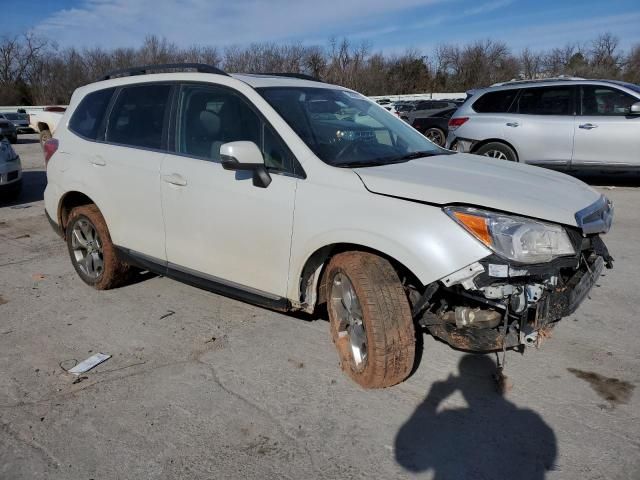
{"left": 335, "top": 158, "right": 411, "bottom": 168}
{"left": 392, "top": 150, "right": 441, "bottom": 161}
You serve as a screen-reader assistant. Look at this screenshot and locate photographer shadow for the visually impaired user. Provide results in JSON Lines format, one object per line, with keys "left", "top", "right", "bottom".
{"left": 395, "top": 354, "right": 557, "bottom": 480}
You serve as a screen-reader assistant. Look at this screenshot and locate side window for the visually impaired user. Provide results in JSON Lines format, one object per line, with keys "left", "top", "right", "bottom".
{"left": 69, "top": 88, "right": 115, "bottom": 140}
{"left": 176, "top": 85, "right": 260, "bottom": 161}
{"left": 263, "top": 124, "right": 294, "bottom": 172}
{"left": 581, "top": 85, "right": 638, "bottom": 116}
{"left": 106, "top": 84, "right": 171, "bottom": 149}
{"left": 517, "top": 86, "right": 573, "bottom": 115}
{"left": 472, "top": 90, "right": 518, "bottom": 113}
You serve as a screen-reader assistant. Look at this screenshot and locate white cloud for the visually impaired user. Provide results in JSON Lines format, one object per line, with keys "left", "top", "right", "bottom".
{"left": 34, "top": 0, "right": 446, "bottom": 48}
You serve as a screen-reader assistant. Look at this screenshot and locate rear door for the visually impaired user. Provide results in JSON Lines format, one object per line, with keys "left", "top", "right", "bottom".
{"left": 97, "top": 83, "right": 172, "bottom": 260}
{"left": 502, "top": 85, "right": 576, "bottom": 165}
{"left": 572, "top": 84, "right": 640, "bottom": 168}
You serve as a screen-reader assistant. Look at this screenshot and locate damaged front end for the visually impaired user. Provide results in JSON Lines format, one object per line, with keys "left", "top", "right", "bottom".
{"left": 414, "top": 198, "right": 614, "bottom": 352}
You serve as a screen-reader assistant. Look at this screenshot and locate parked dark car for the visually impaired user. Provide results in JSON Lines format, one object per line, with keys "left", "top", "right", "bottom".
{"left": 0, "top": 118, "right": 17, "bottom": 144}
{"left": 403, "top": 100, "right": 459, "bottom": 123}
{"left": 0, "top": 112, "right": 34, "bottom": 134}
{"left": 410, "top": 107, "right": 457, "bottom": 147}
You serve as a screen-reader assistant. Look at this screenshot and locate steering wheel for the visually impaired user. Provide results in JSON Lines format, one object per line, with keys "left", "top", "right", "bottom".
{"left": 335, "top": 139, "right": 364, "bottom": 161}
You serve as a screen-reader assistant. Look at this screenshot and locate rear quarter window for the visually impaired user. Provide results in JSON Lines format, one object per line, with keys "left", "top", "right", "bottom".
{"left": 69, "top": 88, "right": 115, "bottom": 140}
{"left": 472, "top": 90, "right": 518, "bottom": 113}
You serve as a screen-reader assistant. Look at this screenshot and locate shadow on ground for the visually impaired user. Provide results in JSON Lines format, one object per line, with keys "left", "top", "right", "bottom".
{"left": 395, "top": 354, "right": 557, "bottom": 480}
{"left": 1, "top": 171, "right": 47, "bottom": 207}
{"left": 16, "top": 137, "right": 40, "bottom": 145}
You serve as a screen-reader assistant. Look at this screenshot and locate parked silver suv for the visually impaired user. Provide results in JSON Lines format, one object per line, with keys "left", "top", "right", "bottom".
{"left": 447, "top": 78, "right": 640, "bottom": 169}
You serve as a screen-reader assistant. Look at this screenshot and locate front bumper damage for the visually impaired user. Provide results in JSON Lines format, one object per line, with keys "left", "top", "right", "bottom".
{"left": 416, "top": 234, "right": 612, "bottom": 352}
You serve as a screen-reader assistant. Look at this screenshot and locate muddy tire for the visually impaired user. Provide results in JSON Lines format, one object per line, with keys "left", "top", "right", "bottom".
{"left": 66, "top": 204, "right": 130, "bottom": 290}
{"left": 325, "top": 252, "right": 416, "bottom": 389}
{"left": 39, "top": 129, "right": 52, "bottom": 148}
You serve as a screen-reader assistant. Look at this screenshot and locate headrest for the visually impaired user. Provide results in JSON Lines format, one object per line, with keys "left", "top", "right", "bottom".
{"left": 199, "top": 110, "right": 221, "bottom": 136}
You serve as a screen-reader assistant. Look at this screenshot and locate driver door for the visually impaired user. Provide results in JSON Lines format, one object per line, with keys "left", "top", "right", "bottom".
{"left": 160, "top": 83, "right": 300, "bottom": 298}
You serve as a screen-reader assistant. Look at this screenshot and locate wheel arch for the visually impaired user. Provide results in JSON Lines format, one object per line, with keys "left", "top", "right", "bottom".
{"left": 470, "top": 138, "right": 519, "bottom": 161}
{"left": 295, "top": 242, "right": 424, "bottom": 314}
{"left": 58, "top": 191, "right": 102, "bottom": 235}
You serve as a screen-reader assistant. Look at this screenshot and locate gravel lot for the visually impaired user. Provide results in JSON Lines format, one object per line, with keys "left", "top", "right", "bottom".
{"left": 1, "top": 134, "right": 639, "bottom": 480}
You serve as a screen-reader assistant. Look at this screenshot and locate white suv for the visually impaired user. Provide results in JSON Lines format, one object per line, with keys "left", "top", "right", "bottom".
{"left": 44, "top": 64, "right": 614, "bottom": 389}
{"left": 447, "top": 78, "right": 640, "bottom": 169}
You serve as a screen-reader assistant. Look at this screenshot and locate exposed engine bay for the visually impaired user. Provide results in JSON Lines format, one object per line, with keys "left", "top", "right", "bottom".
{"left": 411, "top": 234, "right": 613, "bottom": 352}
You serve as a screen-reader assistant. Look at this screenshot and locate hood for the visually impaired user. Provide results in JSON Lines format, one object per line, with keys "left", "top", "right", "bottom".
{"left": 354, "top": 153, "right": 601, "bottom": 227}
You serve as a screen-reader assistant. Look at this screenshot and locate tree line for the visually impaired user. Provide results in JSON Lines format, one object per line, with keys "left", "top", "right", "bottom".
{"left": 1, "top": 32, "right": 638, "bottom": 105}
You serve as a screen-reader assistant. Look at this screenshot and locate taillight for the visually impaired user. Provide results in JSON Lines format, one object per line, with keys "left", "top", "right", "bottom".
{"left": 44, "top": 138, "right": 59, "bottom": 166}
{"left": 448, "top": 117, "right": 469, "bottom": 130}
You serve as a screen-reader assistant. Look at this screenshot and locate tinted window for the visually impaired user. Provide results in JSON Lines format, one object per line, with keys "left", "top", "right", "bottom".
{"left": 176, "top": 84, "right": 295, "bottom": 173}
{"left": 472, "top": 90, "right": 518, "bottom": 113}
{"left": 517, "top": 87, "right": 573, "bottom": 115}
{"left": 106, "top": 84, "right": 171, "bottom": 149}
{"left": 69, "top": 88, "right": 115, "bottom": 140}
{"left": 581, "top": 85, "right": 638, "bottom": 116}
{"left": 176, "top": 84, "right": 260, "bottom": 161}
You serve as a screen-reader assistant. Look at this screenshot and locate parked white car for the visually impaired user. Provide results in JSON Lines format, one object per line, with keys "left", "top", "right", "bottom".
{"left": 0, "top": 139, "right": 22, "bottom": 200}
{"left": 44, "top": 65, "right": 614, "bottom": 388}
{"left": 447, "top": 78, "right": 640, "bottom": 169}
{"left": 28, "top": 107, "right": 66, "bottom": 147}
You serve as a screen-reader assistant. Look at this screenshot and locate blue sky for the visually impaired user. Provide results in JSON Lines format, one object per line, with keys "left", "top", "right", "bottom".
{"left": 2, "top": 0, "right": 639, "bottom": 54}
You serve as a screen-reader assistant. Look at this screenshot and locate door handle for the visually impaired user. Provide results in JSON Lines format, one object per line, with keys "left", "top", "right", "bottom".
{"left": 90, "top": 156, "right": 106, "bottom": 166}
{"left": 579, "top": 123, "right": 598, "bottom": 130}
{"left": 506, "top": 122, "right": 519, "bottom": 127}
{"left": 162, "top": 173, "right": 187, "bottom": 186}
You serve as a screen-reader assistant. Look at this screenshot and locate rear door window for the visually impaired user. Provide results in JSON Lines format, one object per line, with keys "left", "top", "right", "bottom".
{"left": 106, "top": 84, "right": 172, "bottom": 150}
{"left": 472, "top": 90, "right": 518, "bottom": 113}
{"left": 517, "top": 86, "right": 574, "bottom": 115}
{"left": 69, "top": 88, "right": 115, "bottom": 140}
{"left": 581, "top": 85, "right": 638, "bottom": 116}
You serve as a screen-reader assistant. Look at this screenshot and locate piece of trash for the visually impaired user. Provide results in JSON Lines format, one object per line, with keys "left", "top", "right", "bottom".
{"left": 10, "top": 205, "right": 31, "bottom": 209}
{"left": 205, "top": 336, "right": 217, "bottom": 344}
{"left": 159, "top": 309, "right": 175, "bottom": 320}
{"left": 31, "top": 273, "right": 46, "bottom": 281}
{"left": 603, "top": 186, "right": 616, "bottom": 190}
{"left": 14, "top": 234, "right": 30, "bottom": 239}
{"left": 67, "top": 353, "right": 111, "bottom": 375}
{"left": 72, "top": 376, "right": 89, "bottom": 384}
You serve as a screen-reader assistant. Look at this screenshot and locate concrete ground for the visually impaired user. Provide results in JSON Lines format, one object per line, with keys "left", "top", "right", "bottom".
{"left": 1, "top": 134, "right": 638, "bottom": 480}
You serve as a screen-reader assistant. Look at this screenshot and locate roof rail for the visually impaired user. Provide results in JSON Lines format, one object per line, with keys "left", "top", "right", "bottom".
{"left": 491, "top": 76, "right": 585, "bottom": 87}
{"left": 257, "top": 72, "right": 323, "bottom": 82}
{"left": 99, "top": 63, "right": 228, "bottom": 81}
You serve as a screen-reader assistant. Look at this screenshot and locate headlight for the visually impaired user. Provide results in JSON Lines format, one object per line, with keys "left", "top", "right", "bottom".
{"left": 444, "top": 206, "right": 575, "bottom": 263}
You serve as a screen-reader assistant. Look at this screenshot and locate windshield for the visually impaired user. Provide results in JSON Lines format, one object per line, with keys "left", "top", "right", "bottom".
{"left": 257, "top": 87, "right": 448, "bottom": 167}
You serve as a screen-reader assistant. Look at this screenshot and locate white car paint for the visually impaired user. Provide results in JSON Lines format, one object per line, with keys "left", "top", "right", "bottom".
{"left": 44, "top": 71, "right": 606, "bottom": 306}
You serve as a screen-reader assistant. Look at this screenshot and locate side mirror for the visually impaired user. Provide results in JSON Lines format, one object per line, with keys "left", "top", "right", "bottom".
{"left": 629, "top": 102, "right": 640, "bottom": 115}
{"left": 220, "top": 141, "right": 272, "bottom": 188}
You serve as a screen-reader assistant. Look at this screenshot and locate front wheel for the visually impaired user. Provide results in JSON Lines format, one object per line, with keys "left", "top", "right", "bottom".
{"left": 325, "top": 252, "right": 416, "bottom": 389}
{"left": 475, "top": 142, "right": 517, "bottom": 161}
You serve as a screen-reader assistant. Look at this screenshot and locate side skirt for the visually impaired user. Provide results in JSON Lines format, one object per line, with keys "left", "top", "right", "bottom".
{"left": 114, "top": 246, "right": 291, "bottom": 312}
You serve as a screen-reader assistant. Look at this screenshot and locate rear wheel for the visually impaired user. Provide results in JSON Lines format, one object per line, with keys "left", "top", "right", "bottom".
{"left": 475, "top": 142, "right": 517, "bottom": 161}
{"left": 66, "top": 205, "right": 130, "bottom": 289}
{"left": 325, "top": 252, "right": 416, "bottom": 389}
{"left": 423, "top": 127, "right": 446, "bottom": 147}
{"left": 39, "top": 129, "right": 52, "bottom": 148}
